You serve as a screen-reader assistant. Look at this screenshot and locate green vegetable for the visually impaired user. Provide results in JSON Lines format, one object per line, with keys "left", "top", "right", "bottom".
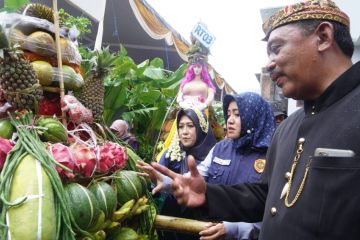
{"left": 64, "top": 183, "right": 101, "bottom": 230}
{"left": 0, "top": 119, "right": 15, "bottom": 139}
{"left": 7, "top": 154, "right": 56, "bottom": 240}
{"left": 89, "top": 182, "right": 117, "bottom": 219}
{"left": 112, "top": 170, "right": 147, "bottom": 206}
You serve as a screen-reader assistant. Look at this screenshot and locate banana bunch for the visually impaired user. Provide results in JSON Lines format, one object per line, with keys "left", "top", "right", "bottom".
{"left": 36, "top": 117, "right": 67, "bottom": 143}
{"left": 81, "top": 230, "right": 106, "bottom": 240}
{"left": 83, "top": 196, "right": 150, "bottom": 239}
{"left": 111, "top": 196, "right": 150, "bottom": 223}
{"left": 82, "top": 211, "right": 110, "bottom": 240}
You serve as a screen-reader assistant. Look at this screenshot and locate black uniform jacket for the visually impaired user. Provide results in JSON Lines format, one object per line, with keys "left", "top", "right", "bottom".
{"left": 205, "top": 62, "right": 360, "bottom": 240}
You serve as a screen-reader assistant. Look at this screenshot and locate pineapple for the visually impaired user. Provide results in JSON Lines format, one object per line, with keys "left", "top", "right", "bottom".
{"left": 0, "top": 46, "right": 43, "bottom": 110}
{"left": 77, "top": 47, "right": 116, "bottom": 122}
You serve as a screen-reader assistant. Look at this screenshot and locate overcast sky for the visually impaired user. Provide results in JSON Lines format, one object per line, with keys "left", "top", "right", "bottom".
{"left": 147, "top": 0, "right": 297, "bottom": 93}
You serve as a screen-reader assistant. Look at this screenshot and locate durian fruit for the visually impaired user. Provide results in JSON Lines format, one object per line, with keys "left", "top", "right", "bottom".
{"left": 77, "top": 47, "right": 117, "bottom": 122}
{"left": 20, "top": 4, "right": 55, "bottom": 23}
{"left": 0, "top": 46, "right": 43, "bottom": 110}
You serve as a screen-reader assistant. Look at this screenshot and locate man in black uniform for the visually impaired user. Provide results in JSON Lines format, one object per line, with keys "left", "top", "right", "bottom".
{"left": 153, "top": 1, "right": 360, "bottom": 239}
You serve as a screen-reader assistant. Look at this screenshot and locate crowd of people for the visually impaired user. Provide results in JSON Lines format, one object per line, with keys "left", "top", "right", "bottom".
{"left": 124, "top": 0, "right": 359, "bottom": 239}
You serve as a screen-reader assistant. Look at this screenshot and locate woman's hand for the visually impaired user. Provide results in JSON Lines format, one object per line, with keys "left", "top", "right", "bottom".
{"left": 199, "top": 222, "right": 226, "bottom": 240}
{"left": 136, "top": 160, "right": 164, "bottom": 194}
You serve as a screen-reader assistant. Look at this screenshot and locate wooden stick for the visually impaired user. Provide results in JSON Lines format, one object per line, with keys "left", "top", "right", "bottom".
{"left": 154, "top": 215, "right": 210, "bottom": 234}
{"left": 52, "top": 0, "right": 67, "bottom": 127}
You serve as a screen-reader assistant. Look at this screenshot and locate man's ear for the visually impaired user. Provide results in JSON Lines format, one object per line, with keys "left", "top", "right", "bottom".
{"left": 315, "top": 22, "right": 334, "bottom": 52}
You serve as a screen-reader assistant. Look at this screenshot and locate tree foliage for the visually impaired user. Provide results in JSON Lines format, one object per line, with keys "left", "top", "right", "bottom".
{"left": 97, "top": 45, "right": 187, "bottom": 160}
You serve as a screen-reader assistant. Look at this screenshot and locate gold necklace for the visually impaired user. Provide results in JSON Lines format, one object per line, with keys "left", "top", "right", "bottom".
{"left": 284, "top": 138, "right": 312, "bottom": 208}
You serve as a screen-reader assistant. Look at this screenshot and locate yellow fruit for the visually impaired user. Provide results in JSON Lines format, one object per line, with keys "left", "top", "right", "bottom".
{"left": 32, "top": 60, "right": 53, "bottom": 86}
{"left": 25, "top": 31, "right": 55, "bottom": 56}
{"left": 88, "top": 211, "right": 106, "bottom": 232}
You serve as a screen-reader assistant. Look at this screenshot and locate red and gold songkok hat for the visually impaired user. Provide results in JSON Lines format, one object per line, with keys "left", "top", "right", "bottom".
{"left": 262, "top": 0, "right": 350, "bottom": 39}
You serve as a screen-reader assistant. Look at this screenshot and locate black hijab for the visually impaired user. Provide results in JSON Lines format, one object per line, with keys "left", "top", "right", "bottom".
{"left": 176, "top": 108, "right": 217, "bottom": 163}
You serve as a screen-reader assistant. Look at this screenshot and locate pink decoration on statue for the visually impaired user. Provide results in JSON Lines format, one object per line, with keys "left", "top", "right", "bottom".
{"left": 177, "top": 63, "right": 216, "bottom": 110}
{"left": 180, "top": 63, "right": 215, "bottom": 92}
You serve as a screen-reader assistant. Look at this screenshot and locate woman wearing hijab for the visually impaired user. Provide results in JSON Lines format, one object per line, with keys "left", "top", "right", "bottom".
{"left": 139, "top": 92, "right": 275, "bottom": 239}
{"left": 198, "top": 92, "right": 275, "bottom": 240}
{"left": 160, "top": 108, "right": 217, "bottom": 174}
{"left": 158, "top": 107, "right": 217, "bottom": 240}
{"left": 110, "top": 119, "right": 139, "bottom": 152}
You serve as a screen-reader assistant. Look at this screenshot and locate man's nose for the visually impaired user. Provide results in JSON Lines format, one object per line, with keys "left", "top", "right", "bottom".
{"left": 266, "top": 59, "right": 276, "bottom": 72}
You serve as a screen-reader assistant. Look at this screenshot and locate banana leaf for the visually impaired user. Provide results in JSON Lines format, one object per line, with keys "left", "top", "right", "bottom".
{"left": 4, "top": 0, "right": 28, "bottom": 11}
{"left": 139, "top": 90, "right": 162, "bottom": 104}
{"left": 150, "top": 57, "right": 164, "bottom": 68}
{"left": 104, "top": 85, "right": 127, "bottom": 109}
{"left": 159, "top": 63, "right": 188, "bottom": 88}
{"left": 143, "top": 66, "right": 164, "bottom": 80}
{"left": 122, "top": 107, "right": 158, "bottom": 123}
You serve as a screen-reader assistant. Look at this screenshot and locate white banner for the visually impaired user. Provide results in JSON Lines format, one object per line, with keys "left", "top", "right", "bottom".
{"left": 191, "top": 22, "right": 215, "bottom": 49}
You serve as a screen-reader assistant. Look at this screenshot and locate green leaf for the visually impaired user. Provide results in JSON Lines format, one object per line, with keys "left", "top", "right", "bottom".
{"left": 143, "top": 66, "right": 164, "bottom": 80}
{"left": 159, "top": 63, "right": 187, "bottom": 88}
{"left": 122, "top": 107, "right": 158, "bottom": 123}
{"left": 150, "top": 58, "right": 164, "bottom": 68}
{"left": 113, "top": 87, "right": 128, "bottom": 108}
{"left": 103, "top": 109, "right": 113, "bottom": 124}
{"left": 59, "top": 8, "right": 91, "bottom": 37}
{"left": 104, "top": 85, "right": 127, "bottom": 108}
{"left": 139, "top": 90, "right": 161, "bottom": 104}
{"left": 112, "top": 61, "right": 136, "bottom": 78}
{"left": 149, "top": 106, "right": 167, "bottom": 131}
{"left": 4, "top": 0, "right": 28, "bottom": 11}
{"left": 119, "top": 44, "right": 128, "bottom": 57}
{"left": 137, "top": 59, "right": 149, "bottom": 69}
{"left": 162, "top": 86, "right": 179, "bottom": 98}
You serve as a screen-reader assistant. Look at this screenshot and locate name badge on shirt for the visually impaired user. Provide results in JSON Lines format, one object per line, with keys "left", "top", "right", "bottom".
{"left": 213, "top": 157, "right": 231, "bottom": 166}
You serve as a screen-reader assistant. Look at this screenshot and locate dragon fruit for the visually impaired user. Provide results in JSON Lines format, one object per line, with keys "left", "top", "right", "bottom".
{"left": 97, "top": 142, "right": 127, "bottom": 174}
{"left": 71, "top": 143, "right": 97, "bottom": 177}
{"left": 111, "top": 143, "right": 127, "bottom": 172}
{"left": 0, "top": 138, "right": 14, "bottom": 171}
{"left": 48, "top": 143, "right": 77, "bottom": 179}
{"left": 61, "top": 95, "right": 93, "bottom": 124}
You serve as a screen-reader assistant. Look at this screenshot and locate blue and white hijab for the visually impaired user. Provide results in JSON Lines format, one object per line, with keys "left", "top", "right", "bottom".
{"left": 223, "top": 92, "right": 275, "bottom": 151}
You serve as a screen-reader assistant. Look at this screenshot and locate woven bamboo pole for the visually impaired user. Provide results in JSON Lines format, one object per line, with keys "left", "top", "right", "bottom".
{"left": 154, "top": 215, "right": 210, "bottom": 234}
{"left": 52, "top": 0, "right": 67, "bottom": 127}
